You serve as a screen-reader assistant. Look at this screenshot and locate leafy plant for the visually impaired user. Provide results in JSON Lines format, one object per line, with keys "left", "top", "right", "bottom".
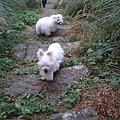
{"left": 60, "top": 83, "right": 82, "bottom": 109}
{"left": 0, "top": 31, "right": 26, "bottom": 77}
{"left": 0, "top": 90, "right": 58, "bottom": 119}
{"left": 0, "top": 57, "right": 14, "bottom": 77}
{"left": 61, "top": 60, "right": 78, "bottom": 68}
{"left": 9, "top": 10, "right": 38, "bottom": 30}
{"left": 0, "top": 0, "right": 42, "bottom": 78}
{"left": 0, "top": 91, "right": 16, "bottom": 119}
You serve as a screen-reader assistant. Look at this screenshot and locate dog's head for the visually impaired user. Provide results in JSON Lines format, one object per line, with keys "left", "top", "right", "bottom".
{"left": 51, "top": 14, "right": 63, "bottom": 25}
{"left": 37, "top": 49, "right": 54, "bottom": 74}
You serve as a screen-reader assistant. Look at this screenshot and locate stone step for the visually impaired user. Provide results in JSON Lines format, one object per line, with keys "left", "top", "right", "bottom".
{"left": 52, "top": 107, "right": 97, "bottom": 120}
{"left": 13, "top": 41, "right": 80, "bottom": 63}
{"left": 37, "top": 25, "right": 70, "bottom": 42}
{"left": 3, "top": 65, "right": 88, "bottom": 98}
{"left": 24, "top": 25, "right": 70, "bottom": 43}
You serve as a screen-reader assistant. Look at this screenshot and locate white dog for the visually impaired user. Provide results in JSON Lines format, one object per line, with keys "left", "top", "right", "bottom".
{"left": 36, "top": 14, "right": 63, "bottom": 36}
{"left": 37, "top": 43, "right": 64, "bottom": 80}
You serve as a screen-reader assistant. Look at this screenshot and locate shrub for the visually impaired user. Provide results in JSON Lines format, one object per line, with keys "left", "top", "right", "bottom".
{"left": 0, "top": 0, "right": 42, "bottom": 77}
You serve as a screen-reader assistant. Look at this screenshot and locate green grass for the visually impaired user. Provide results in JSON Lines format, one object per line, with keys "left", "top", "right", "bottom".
{"left": 64, "top": 0, "right": 84, "bottom": 17}
{"left": 0, "top": 31, "right": 28, "bottom": 77}
{"left": 65, "top": 0, "right": 120, "bottom": 87}
{"left": 0, "top": 0, "right": 43, "bottom": 78}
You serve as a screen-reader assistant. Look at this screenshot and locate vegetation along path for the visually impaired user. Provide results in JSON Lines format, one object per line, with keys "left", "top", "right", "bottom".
{"left": 0, "top": 0, "right": 119, "bottom": 120}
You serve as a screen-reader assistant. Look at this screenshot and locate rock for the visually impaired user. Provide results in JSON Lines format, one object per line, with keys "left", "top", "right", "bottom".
{"left": 76, "top": 107, "right": 97, "bottom": 120}
{"left": 13, "top": 42, "right": 80, "bottom": 62}
{"left": 62, "top": 113, "right": 75, "bottom": 120}
{"left": 52, "top": 112, "right": 75, "bottom": 120}
{"left": 52, "top": 113, "right": 63, "bottom": 120}
{"left": 25, "top": 44, "right": 39, "bottom": 61}
{"left": 4, "top": 75, "right": 42, "bottom": 97}
{"left": 54, "top": 65, "right": 88, "bottom": 85}
{"left": 13, "top": 43, "right": 27, "bottom": 62}
{"left": 51, "top": 107, "right": 97, "bottom": 120}
{"left": 37, "top": 25, "right": 70, "bottom": 42}
{"left": 23, "top": 25, "right": 36, "bottom": 41}
{"left": 0, "top": 75, "right": 22, "bottom": 90}
{"left": 3, "top": 65, "right": 88, "bottom": 97}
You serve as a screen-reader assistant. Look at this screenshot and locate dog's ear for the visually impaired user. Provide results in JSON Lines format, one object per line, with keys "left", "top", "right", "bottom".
{"left": 37, "top": 49, "right": 44, "bottom": 57}
{"left": 51, "top": 15, "right": 57, "bottom": 19}
{"left": 47, "top": 51, "right": 53, "bottom": 56}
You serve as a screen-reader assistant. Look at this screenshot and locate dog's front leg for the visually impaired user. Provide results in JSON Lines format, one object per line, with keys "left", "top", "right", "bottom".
{"left": 48, "top": 71, "right": 54, "bottom": 81}
{"left": 45, "top": 30, "right": 51, "bottom": 36}
{"left": 40, "top": 71, "right": 46, "bottom": 80}
{"left": 41, "top": 76, "right": 46, "bottom": 80}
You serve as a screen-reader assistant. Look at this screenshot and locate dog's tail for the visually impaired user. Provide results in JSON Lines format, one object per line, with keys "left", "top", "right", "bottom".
{"left": 36, "top": 22, "right": 42, "bottom": 35}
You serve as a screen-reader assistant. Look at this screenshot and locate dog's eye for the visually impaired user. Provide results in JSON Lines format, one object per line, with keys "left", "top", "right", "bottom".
{"left": 46, "top": 65, "right": 49, "bottom": 67}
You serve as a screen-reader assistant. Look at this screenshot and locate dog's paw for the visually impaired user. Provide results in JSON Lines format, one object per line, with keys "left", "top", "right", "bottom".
{"left": 45, "top": 31, "right": 51, "bottom": 36}
{"left": 41, "top": 77, "right": 46, "bottom": 80}
{"left": 51, "top": 29, "right": 56, "bottom": 33}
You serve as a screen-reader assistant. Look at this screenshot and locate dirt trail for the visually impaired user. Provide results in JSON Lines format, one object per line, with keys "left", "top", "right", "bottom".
{"left": 1, "top": 0, "right": 88, "bottom": 98}
{"left": 0, "top": 2, "right": 92, "bottom": 120}
{"left": 0, "top": 0, "right": 88, "bottom": 97}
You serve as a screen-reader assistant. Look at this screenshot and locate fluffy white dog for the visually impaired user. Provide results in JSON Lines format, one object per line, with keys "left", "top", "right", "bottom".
{"left": 36, "top": 14, "right": 63, "bottom": 36}
{"left": 37, "top": 43, "right": 64, "bottom": 80}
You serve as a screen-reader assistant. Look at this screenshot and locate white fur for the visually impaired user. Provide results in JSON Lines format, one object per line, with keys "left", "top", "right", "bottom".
{"left": 37, "top": 43, "right": 64, "bottom": 80}
{"left": 36, "top": 14, "right": 63, "bottom": 36}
